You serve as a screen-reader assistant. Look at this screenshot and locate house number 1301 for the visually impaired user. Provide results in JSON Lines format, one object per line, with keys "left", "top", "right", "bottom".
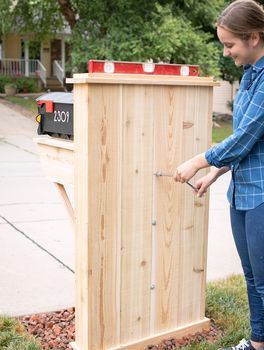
{"left": 54, "top": 110, "right": 70, "bottom": 123}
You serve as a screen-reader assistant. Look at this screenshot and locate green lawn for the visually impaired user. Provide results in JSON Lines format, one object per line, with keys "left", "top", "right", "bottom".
{"left": 181, "top": 275, "right": 249, "bottom": 350}
{"left": 0, "top": 95, "right": 38, "bottom": 114}
{"left": 0, "top": 315, "right": 42, "bottom": 350}
{"left": 212, "top": 120, "right": 233, "bottom": 143}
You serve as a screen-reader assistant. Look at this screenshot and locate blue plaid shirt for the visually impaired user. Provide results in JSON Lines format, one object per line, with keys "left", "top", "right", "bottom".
{"left": 205, "top": 56, "right": 264, "bottom": 210}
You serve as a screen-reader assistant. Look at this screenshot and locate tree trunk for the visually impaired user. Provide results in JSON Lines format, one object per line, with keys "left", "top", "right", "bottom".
{"left": 57, "top": 0, "right": 77, "bottom": 29}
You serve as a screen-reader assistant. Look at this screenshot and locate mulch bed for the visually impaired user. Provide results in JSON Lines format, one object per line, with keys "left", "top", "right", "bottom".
{"left": 19, "top": 307, "right": 222, "bottom": 350}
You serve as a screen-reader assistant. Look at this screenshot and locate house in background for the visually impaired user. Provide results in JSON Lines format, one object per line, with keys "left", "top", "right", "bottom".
{"left": 0, "top": 28, "right": 71, "bottom": 91}
{"left": 213, "top": 80, "right": 239, "bottom": 115}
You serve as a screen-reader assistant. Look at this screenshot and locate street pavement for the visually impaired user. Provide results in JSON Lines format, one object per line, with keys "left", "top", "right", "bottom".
{"left": 0, "top": 99, "right": 242, "bottom": 317}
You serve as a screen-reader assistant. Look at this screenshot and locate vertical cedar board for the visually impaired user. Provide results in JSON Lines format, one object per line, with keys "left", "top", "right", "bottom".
{"left": 191, "top": 87, "right": 213, "bottom": 320}
{"left": 175, "top": 86, "right": 211, "bottom": 324}
{"left": 86, "top": 84, "right": 122, "bottom": 349}
{"left": 73, "top": 83, "right": 89, "bottom": 350}
{"left": 153, "top": 85, "right": 185, "bottom": 331}
{"left": 120, "top": 85, "right": 153, "bottom": 344}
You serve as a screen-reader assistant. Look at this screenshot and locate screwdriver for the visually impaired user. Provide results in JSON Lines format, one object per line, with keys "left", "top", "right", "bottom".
{"left": 153, "top": 171, "right": 198, "bottom": 192}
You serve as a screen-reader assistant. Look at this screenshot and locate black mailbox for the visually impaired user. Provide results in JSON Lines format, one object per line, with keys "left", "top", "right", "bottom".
{"left": 36, "top": 92, "right": 73, "bottom": 140}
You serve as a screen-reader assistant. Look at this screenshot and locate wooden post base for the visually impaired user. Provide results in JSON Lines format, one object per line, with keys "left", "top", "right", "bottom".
{"left": 71, "top": 318, "right": 210, "bottom": 350}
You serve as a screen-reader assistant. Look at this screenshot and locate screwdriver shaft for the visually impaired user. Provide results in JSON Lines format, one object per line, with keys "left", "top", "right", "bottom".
{"left": 154, "top": 172, "right": 198, "bottom": 192}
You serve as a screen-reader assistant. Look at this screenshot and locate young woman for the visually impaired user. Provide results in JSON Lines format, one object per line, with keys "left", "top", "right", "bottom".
{"left": 174, "top": 1, "right": 264, "bottom": 349}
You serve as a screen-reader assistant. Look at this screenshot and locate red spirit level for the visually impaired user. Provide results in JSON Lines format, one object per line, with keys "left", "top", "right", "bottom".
{"left": 88, "top": 60, "right": 199, "bottom": 76}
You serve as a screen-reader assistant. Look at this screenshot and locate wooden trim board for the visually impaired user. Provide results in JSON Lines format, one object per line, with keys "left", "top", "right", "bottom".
{"left": 34, "top": 137, "right": 74, "bottom": 185}
{"left": 71, "top": 318, "right": 210, "bottom": 350}
{"left": 67, "top": 73, "right": 220, "bottom": 87}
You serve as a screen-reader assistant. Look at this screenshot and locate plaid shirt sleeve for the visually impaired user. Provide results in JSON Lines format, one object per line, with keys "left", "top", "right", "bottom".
{"left": 205, "top": 85, "right": 264, "bottom": 168}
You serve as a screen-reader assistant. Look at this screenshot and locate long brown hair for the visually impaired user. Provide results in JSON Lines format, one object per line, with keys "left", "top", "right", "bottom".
{"left": 217, "top": 0, "right": 264, "bottom": 41}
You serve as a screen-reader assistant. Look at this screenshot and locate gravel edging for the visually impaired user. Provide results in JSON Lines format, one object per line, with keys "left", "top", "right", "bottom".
{"left": 19, "top": 308, "right": 222, "bottom": 350}
{"left": 19, "top": 308, "right": 75, "bottom": 350}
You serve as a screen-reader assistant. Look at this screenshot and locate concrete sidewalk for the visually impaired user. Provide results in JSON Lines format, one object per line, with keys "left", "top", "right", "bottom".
{"left": 0, "top": 101, "right": 74, "bottom": 317}
{"left": 0, "top": 100, "right": 242, "bottom": 317}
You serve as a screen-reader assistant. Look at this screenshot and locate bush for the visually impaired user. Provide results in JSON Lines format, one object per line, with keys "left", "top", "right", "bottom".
{"left": 227, "top": 99, "right": 234, "bottom": 112}
{"left": 15, "top": 77, "right": 40, "bottom": 93}
{"left": 0, "top": 76, "right": 13, "bottom": 93}
{"left": 0, "top": 76, "right": 40, "bottom": 93}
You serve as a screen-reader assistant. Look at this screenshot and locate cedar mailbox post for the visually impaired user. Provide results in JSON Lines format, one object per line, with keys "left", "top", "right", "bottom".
{"left": 66, "top": 72, "right": 218, "bottom": 350}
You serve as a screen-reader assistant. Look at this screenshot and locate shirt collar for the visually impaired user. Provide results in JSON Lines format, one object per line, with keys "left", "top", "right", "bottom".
{"left": 244, "top": 55, "right": 264, "bottom": 72}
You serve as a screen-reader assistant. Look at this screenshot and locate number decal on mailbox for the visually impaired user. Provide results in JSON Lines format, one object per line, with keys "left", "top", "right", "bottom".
{"left": 54, "top": 110, "right": 70, "bottom": 123}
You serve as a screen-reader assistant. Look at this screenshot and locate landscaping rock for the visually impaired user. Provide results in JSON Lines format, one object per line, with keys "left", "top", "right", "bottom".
{"left": 19, "top": 308, "right": 222, "bottom": 350}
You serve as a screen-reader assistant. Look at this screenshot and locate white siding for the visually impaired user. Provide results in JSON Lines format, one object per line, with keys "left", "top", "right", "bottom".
{"left": 213, "top": 80, "right": 239, "bottom": 114}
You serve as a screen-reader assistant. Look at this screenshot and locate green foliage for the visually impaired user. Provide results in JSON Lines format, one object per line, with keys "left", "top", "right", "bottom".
{"left": 180, "top": 275, "right": 250, "bottom": 350}
{"left": 1, "top": 0, "right": 64, "bottom": 39}
{"left": 0, "top": 0, "right": 12, "bottom": 35}
{"left": 171, "top": 0, "right": 227, "bottom": 33}
{"left": 0, "top": 76, "right": 14, "bottom": 92}
{"left": 0, "top": 316, "right": 23, "bottom": 333}
{"left": 0, "top": 76, "right": 40, "bottom": 93}
{"left": 70, "top": 2, "right": 221, "bottom": 76}
{"left": 206, "top": 275, "right": 250, "bottom": 349}
{"left": 15, "top": 77, "right": 40, "bottom": 93}
{"left": 0, "top": 315, "right": 41, "bottom": 350}
{"left": 227, "top": 99, "right": 234, "bottom": 112}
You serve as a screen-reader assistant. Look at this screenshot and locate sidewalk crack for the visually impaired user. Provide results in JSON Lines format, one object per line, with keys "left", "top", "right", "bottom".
{"left": 0, "top": 215, "right": 74, "bottom": 274}
{"left": 0, "top": 139, "right": 38, "bottom": 156}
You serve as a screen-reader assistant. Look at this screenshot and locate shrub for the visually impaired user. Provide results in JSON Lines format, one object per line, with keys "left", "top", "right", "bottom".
{"left": 0, "top": 76, "right": 14, "bottom": 93}
{"left": 15, "top": 77, "right": 40, "bottom": 93}
{"left": 227, "top": 99, "right": 234, "bottom": 112}
{"left": 0, "top": 76, "right": 40, "bottom": 93}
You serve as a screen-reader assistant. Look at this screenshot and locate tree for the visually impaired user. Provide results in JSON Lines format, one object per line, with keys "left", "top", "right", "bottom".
{"left": 61, "top": 0, "right": 225, "bottom": 76}
{"left": 0, "top": 0, "right": 13, "bottom": 36}
{"left": 0, "top": 0, "right": 64, "bottom": 39}
{"left": 1, "top": 0, "right": 239, "bottom": 79}
{"left": 57, "top": 0, "right": 77, "bottom": 29}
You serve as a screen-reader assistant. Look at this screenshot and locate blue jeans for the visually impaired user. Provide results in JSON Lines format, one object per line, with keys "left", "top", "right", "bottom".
{"left": 230, "top": 203, "right": 264, "bottom": 342}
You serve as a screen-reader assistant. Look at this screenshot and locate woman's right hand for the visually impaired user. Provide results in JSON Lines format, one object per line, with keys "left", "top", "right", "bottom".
{"left": 195, "top": 166, "right": 230, "bottom": 197}
{"left": 195, "top": 172, "right": 217, "bottom": 197}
